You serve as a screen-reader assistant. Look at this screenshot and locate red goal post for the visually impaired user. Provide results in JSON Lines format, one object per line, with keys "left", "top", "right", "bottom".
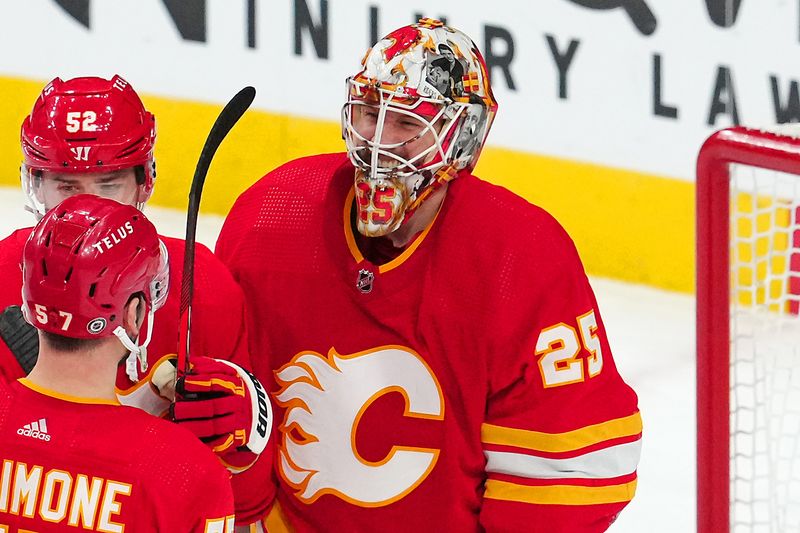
{"left": 697, "top": 126, "right": 800, "bottom": 532}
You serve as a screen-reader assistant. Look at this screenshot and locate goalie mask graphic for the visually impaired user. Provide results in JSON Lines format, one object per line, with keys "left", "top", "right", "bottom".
{"left": 342, "top": 18, "right": 498, "bottom": 237}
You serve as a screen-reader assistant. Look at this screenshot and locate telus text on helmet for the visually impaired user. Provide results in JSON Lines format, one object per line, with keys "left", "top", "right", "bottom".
{"left": 91, "top": 221, "right": 135, "bottom": 255}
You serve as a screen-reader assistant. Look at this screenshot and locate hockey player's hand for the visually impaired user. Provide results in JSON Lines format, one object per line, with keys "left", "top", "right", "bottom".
{"left": 169, "top": 357, "right": 272, "bottom": 473}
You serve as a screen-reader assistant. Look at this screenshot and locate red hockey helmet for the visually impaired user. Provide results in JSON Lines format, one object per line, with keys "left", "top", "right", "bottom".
{"left": 22, "top": 195, "right": 168, "bottom": 345}
{"left": 20, "top": 75, "right": 157, "bottom": 215}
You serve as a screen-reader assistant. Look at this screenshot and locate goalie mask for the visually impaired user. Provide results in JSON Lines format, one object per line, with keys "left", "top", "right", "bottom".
{"left": 20, "top": 75, "right": 157, "bottom": 218}
{"left": 22, "top": 195, "right": 169, "bottom": 381}
{"left": 342, "top": 18, "right": 498, "bottom": 237}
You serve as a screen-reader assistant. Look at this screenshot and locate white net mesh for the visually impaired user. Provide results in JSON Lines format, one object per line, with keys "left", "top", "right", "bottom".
{"left": 729, "top": 163, "right": 800, "bottom": 532}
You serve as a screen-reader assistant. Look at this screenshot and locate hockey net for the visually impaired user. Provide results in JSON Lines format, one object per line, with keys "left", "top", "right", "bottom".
{"left": 697, "top": 126, "right": 800, "bottom": 532}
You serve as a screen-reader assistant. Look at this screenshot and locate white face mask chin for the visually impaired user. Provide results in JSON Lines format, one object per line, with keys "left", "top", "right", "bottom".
{"left": 354, "top": 169, "right": 430, "bottom": 238}
{"left": 355, "top": 180, "right": 405, "bottom": 237}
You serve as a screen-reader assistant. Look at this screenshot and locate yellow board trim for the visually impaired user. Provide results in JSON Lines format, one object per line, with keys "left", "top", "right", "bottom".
{"left": 0, "top": 75, "right": 694, "bottom": 293}
{"left": 484, "top": 478, "right": 638, "bottom": 506}
{"left": 481, "top": 412, "right": 642, "bottom": 454}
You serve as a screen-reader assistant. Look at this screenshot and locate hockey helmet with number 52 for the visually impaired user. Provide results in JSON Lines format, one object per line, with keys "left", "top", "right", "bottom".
{"left": 20, "top": 75, "right": 157, "bottom": 216}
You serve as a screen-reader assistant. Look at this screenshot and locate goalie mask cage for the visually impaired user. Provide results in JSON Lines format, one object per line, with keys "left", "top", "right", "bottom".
{"left": 697, "top": 126, "right": 800, "bottom": 533}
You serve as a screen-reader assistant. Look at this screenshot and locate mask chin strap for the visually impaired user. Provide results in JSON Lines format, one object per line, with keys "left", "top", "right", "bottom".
{"left": 114, "top": 305, "right": 155, "bottom": 383}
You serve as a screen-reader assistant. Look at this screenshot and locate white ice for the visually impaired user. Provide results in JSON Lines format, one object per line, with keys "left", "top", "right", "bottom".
{"left": 0, "top": 186, "right": 696, "bottom": 532}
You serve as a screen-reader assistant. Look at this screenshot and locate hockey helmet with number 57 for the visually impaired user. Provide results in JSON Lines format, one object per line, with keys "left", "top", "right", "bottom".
{"left": 22, "top": 195, "right": 168, "bottom": 373}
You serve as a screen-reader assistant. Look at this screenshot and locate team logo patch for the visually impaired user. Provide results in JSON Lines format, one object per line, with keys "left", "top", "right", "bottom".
{"left": 356, "top": 269, "right": 374, "bottom": 294}
{"left": 87, "top": 317, "right": 107, "bottom": 334}
{"left": 273, "top": 346, "right": 445, "bottom": 506}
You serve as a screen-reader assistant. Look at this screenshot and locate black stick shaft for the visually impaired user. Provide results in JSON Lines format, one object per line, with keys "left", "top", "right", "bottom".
{"left": 177, "top": 86, "right": 256, "bottom": 375}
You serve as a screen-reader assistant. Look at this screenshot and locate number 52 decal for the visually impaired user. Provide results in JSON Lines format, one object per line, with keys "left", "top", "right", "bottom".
{"left": 536, "top": 309, "right": 603, "bottom": 388}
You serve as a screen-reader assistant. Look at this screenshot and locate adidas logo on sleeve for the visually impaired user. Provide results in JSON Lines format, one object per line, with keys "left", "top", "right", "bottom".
{"left": 17, "top": 418, "right": 51, "bottom": 441}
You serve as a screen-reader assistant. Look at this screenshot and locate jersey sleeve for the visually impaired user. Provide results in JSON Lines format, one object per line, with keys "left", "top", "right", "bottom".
{"left": 215, "top": 181, "right": 281, "bottom": 527}
{"left": 479, "top": 217, "right": 641, "bottom": 532}
{"left": 0, "top": 230, "right": 31, "bottom": 384}
{"left": 190, "top": 242, "right": 252, "bottom": 368}
{"left": 230, "top": 435, "right": 278, "bottom": 526}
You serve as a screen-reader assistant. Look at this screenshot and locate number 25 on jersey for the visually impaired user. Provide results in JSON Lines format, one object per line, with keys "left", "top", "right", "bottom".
{"left": 536, "top": 309, "right": 603, "bottom": 388}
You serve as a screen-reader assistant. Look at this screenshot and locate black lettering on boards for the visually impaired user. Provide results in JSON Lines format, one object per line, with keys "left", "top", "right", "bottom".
{"left": 546, "top": 35, "right": 580, "bottom": 100}
{"left": 653, "top": 53, "right": 679, "bottom": 119}
{"left": 708, "top": 65, "right": 740, "bottom": 126}
{"left": 484, "top": 25, "right": 517, "bottom": 91}
{"left": 295, "top": 0, "right": 329, "bottom": 58}
{"left": 770, "top": 75, "right": 800, "bottom": 123}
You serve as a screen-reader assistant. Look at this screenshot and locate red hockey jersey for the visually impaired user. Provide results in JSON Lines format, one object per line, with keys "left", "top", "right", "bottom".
{"left": 217, "top": 153, "right": 642, "bottom": 532}
{"left": 0, "top": 228, "right": 272, "bottom": 525}
{"left": 0, "top": 378, "right": 234, "bottom": 532}
{"left": 0, "top": 230, "right": 249, "bottom": 415}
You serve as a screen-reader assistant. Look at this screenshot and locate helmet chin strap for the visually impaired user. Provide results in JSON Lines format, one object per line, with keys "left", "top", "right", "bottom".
{"left": 114, "top": 305, "right": 155, "bottom": 383}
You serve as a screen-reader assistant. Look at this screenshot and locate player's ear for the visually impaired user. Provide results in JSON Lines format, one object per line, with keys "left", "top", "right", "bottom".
{"left": 122, "top": 294, "right": 145, "bottom": 338}
{"left": 134, "top": 162, "right": 154, "bottom": 205}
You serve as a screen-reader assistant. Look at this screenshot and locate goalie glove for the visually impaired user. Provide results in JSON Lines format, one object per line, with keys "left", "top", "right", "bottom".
{"left": 166, "top": 357, "right": 272, "bottom": 473}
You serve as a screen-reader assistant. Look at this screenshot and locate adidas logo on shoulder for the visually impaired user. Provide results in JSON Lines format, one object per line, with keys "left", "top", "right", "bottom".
{"left": 17, "top": 418, "right": 51, "bottom": 442}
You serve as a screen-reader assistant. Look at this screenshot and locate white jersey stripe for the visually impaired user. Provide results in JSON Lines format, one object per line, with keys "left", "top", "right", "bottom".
{"left": 38, "top": 418, "right": 47, "bottom": 433}
{"left": 485, "top": 439, "right": 641, "bottom": 480}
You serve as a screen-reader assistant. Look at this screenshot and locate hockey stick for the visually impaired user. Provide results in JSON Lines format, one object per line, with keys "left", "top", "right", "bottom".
{"left": 177, "top": 86, "right": 256, "bottom": 377}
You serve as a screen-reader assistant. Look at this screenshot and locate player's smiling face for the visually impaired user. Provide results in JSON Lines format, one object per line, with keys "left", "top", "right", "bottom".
{"left": 350, "top": 104, "right": 442, "bottom": 169}
{"left": 37, "top": 168, "right": 139, "bottom": 211}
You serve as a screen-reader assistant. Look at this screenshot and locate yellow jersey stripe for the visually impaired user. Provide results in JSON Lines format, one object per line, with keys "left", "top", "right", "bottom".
{"left": 264, "top": 499, "right": 294, "bottom": 532}
{"left": 481, "top": 412, "right": 642, "bottom": 454}
{"left": 484, "top": 479, "right": 638, "bottom": 506}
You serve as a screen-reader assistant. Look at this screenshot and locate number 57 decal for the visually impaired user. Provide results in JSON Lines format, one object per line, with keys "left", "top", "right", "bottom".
{"left": 536, "top": 309, "right": 603, "bottom": 388}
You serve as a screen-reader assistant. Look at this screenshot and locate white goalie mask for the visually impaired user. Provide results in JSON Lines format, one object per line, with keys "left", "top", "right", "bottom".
{"left": 342, "top": 18, "right": 498, "bottom": 237}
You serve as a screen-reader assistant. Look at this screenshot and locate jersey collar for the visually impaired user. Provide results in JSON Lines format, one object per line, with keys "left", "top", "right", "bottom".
{"left": 342, "top": 186, "right": 441, "bottom": 273}
{"left": 18, "top": 377, "right": 121, "bottom": 406}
